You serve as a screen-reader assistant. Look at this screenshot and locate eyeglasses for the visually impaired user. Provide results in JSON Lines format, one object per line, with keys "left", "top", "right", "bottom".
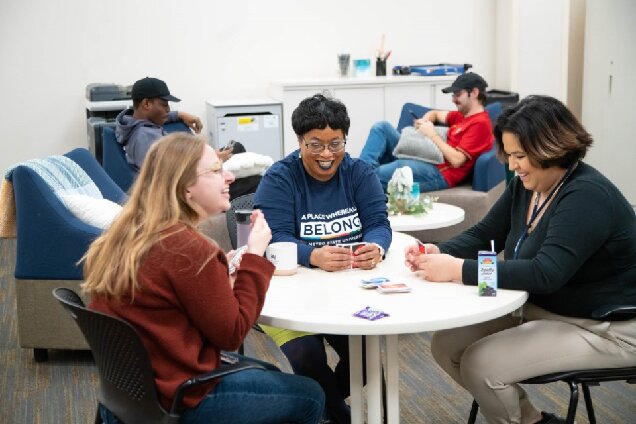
{"left": 302, "top": 138, "right": 347, "bottom": 155}
{"left": 197, "top": 160, "right": 223, "bottom": 177}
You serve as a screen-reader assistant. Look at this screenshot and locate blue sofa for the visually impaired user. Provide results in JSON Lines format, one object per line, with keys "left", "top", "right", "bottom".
{"left": 8, "top": 145, "right": 234, "bottom": 362}
{"left": 10, "top": 148, "right": 125, "bottom": 361}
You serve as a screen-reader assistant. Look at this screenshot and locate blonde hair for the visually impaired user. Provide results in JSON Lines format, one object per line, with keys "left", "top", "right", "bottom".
{"left": 81, "top": 132, "right": 208, "bottom": 299}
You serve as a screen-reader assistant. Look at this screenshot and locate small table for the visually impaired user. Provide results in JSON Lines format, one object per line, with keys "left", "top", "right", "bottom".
{"left": 388, "top": 202, "right": 465, "bottom": 232}
{"left": 259, "top": 232, "right": 527, "bottom": 424}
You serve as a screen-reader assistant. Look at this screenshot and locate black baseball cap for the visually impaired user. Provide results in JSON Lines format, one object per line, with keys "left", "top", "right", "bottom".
{"left": 441, "top": 72, "right": 488, "bottom": 94}
{"left": 131, "top": 77, "right": 181, "bottom": 102}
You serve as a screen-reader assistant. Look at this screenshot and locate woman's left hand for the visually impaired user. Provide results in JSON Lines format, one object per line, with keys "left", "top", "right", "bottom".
{"left": 409, "top": 253, "right": 464, "bottom": 282}
{"left": 352, "top": 243, "right": 382, "bottom": 270}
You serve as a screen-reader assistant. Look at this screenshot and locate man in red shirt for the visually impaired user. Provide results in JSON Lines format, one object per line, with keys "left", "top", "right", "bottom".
{"left": 359, "top": 72, "right": 493, "bottom": 191}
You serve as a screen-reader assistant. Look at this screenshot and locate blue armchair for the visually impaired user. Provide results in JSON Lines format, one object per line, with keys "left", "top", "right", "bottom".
{"left": 102, "top": 121, "right": 192, "bottom": 192}
{"left": 10, "top": 148, "right": 125, "bottom": 361}
{"left": 102, "top": 126, "right": 136, "bottom": 193}
{"left": 396, "top": 102, "right": 506, "bottom": 242}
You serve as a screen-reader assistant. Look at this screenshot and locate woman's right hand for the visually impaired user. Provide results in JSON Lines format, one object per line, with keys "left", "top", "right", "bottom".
{"left": 246, "top": 210, "right": 271, "bottom": 257}
{"left": 310, "top": 245, "right": 352, "bottom": 272}
{"left": 404, "top": 242, "right": 439, "bottom": 271}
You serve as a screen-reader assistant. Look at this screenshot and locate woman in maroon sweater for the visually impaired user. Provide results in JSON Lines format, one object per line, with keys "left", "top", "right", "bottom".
{"left": 82, "top": 132, "right": 324, "bottom": 424}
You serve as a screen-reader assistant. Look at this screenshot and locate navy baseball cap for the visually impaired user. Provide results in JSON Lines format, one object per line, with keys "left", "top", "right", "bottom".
{"left": 131, "top": 77, "right": 181, "bottom": 102}
{"left": 441, "top": 72, "right": 488, "bottom": 94}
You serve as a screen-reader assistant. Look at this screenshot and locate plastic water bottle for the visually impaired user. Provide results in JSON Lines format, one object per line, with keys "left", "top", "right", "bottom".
{"left": 409, "top": 183, "right": 422, "bottom": 214}
{"left": 410, "top": 183, "right": 420, "bottom": 206}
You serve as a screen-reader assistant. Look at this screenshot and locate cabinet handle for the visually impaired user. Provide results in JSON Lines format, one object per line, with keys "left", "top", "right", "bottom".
{"left": 608, "top": 60, "right": 613, "bottom": 96}
{"left": 321, "top": 89, "right": 332, "bottom": 98}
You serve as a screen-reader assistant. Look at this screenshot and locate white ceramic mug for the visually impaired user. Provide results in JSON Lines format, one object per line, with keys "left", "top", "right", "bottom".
{"left": 266, "top": 242, "right": 297, "bottom": 276}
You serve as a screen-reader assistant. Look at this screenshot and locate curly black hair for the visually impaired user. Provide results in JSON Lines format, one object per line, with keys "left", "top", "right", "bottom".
{"left": 291, "top": 94, "right": 350, "bottom": 138}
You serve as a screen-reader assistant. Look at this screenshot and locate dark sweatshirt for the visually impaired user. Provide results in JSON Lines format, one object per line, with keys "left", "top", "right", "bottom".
{"left": 115, "top": 108, "right": 179, "bottom": 169}
{"left": 438, "top": 162, "right": 636, "bottom": 319}
{"left": 254, "top": 150, "right": 392, "bottom": 267}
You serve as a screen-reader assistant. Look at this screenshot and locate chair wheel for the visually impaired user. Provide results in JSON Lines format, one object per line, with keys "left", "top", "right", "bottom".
{"left": 34, "top": 348, "right": 48, "bottom": 362}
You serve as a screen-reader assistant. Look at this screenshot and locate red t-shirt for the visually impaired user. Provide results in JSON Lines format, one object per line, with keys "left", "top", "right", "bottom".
{"left": 436, "top": 110, "right": 493, "bottom": 187}
{"left": 90, "top": 224, "right": 274, "bottom": 410}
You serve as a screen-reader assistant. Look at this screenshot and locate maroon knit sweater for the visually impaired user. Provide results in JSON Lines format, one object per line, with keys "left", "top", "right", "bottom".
{"left": 90, "top": 224, "right": 274, "bottom": 410}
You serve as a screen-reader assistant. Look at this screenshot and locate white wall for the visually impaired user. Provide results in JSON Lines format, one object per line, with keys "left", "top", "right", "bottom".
{"left": 582, "top": 0, "right": 636, "bottom": 205}
{"left": 516, "top": 0, "right": 570, "bottom": 100}
{"left": 494, "top": 0, "right": 585, "bottom": 108}
{"left": 0, "top": 0, "right": 496, "bottom": 173}
{"left": 566, "top": 0, "right": 586, "bottom": 118}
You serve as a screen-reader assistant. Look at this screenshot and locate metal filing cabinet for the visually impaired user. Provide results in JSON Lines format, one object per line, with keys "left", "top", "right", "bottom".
{"left": 206, "top": 99, "right": 283, "bottom": 161}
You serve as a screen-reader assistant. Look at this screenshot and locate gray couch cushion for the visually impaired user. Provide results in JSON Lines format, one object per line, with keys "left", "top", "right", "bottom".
{"left": 393, "top": 126, "right": 447, "bottom": 164}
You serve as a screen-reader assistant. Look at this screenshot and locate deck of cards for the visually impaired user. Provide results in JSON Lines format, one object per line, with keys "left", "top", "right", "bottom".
{"left": 337, "top": 242, "right": 367, "bottom": 269}
{"left": 360, "top": 277, "right": 412, "bottom": 293}
{"left": 376, "top": 282, "right": 412, "bottom": 293}
{"left": 337, "top": 242, "right": 367, "bottom": 253}
{"left": 228, "top": 245, "right": 248, "bottom": 274}
{"left": 360, "top": 277, "right": 389, "bottom": 289}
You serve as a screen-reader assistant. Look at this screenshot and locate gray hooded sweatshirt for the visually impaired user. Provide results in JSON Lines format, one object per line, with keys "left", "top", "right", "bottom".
{"left": 115, "top": 108, "right": 179, "bottom": 169}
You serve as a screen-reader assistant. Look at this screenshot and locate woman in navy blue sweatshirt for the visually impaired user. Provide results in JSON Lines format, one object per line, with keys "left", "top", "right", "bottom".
{"left": 255, "top": 94, "right": 391, "bottom": 424}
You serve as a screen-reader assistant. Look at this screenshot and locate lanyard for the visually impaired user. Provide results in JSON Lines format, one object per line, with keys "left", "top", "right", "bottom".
{"left": 512, "top": 163, "right": 578, "bottom": 259}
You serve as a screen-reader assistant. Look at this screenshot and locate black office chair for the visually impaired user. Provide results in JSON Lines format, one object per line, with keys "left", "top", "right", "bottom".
{"left": 468, "top": 305, "right": 636, "bottom": 424}
{"left": 52, "top": 287, "right": 269, "bottom": 424}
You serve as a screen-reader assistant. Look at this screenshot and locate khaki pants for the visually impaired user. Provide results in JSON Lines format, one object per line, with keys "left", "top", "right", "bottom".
{"left": 431, "top": 303, "right": 636, "bottom": 424}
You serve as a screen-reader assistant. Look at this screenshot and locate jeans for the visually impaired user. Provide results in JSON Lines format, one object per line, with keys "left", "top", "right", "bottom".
{"left": 100, "top": 355, "right": 325, "bottom": 424}
{"left": 359, "top": 121, "right": 449, "bottom": 192}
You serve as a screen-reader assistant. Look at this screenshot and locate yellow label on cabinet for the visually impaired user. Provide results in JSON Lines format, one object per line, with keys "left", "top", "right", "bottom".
{"left": 238, "top": 117, "right": 254, "bottom": 125}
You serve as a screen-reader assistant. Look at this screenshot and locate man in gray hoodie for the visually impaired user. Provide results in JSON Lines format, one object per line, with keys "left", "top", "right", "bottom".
{"left": 115, "top": 77, "right": 208, "bottom": 169}
{"left": 115, "top": 76, "right": 261, "bottom": 199}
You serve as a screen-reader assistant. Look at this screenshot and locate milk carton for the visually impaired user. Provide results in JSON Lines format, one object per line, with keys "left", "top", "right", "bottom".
{"left": 478, "top": 251, "right": 497, "bottom": 296}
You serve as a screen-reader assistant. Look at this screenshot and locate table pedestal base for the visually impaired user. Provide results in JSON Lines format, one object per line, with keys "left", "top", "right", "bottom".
{"left": 349, "top": 334, "right": 400, "bottom": 424}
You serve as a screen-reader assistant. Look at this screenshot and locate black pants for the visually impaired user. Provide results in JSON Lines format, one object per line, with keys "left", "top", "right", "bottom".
{"left": 281, "top": 334, "right": 367, "bottom": 424}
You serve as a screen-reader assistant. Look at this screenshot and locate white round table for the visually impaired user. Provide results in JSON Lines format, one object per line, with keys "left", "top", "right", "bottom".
{"left": 388, "top": 202, "right": 465, "bottom": 231}
{"left": 259, "top": 232, "right": 527, "bottom": 424}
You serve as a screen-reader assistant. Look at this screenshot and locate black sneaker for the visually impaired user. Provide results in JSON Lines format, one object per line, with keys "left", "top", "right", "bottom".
{"left": 538, "top": 411, "right": 567, "bottom": 424}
